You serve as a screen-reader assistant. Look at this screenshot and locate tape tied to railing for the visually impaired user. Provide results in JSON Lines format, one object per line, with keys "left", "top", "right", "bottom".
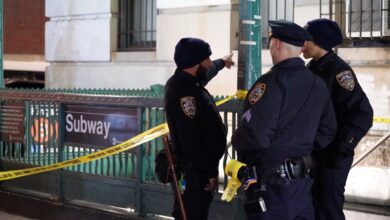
{"left": 0, "top": 90, "right": 249, "bottom": 181}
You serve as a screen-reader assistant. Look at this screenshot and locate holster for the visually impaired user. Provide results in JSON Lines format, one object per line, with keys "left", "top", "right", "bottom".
{"left": 280, "top": 155, "right": 312, "bottom": 181}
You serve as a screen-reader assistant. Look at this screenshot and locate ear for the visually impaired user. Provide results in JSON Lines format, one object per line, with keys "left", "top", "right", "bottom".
{"left": 274, "top": 39, "right": 281, "bottom": 49}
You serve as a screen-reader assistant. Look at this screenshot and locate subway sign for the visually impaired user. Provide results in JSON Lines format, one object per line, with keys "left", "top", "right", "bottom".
{"left": 63, "top": 105, "right": 139, "bottom": 149}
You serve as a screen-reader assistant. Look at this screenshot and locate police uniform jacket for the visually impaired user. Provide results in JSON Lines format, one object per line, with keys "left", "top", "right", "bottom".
{"left": 307, "top": 51, "right": 373, "bottom": 158}
{"left": 232, "top": 57, "right": 337, "bottom": 173}
{"left": 164, "top": 60, "right": 227, "bottom": 178}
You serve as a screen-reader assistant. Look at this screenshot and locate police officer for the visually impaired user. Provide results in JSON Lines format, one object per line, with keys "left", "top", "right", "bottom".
{"left": 232, "top": 20, "right": 338, "bottom": 220}
{"left": 303, "top": 19, "right": 374, "bottom": 220}
{"left": 164, "top": 37, "right": 233, "bottom": 220}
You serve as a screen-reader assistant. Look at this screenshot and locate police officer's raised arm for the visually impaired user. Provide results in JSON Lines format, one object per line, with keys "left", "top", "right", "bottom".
{"left": 232, "top": 75, "right": 283, "bottom": 164}
{"left": 200, "top": 53, "right": 234, "bottom": 86}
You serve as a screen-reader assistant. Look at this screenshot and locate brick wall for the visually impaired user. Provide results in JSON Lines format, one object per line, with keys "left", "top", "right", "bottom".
{"left": 4, "top": 0, "right": 46, "bottom": 54}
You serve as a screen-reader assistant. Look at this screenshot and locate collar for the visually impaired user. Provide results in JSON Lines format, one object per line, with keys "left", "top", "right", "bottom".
{"left": 174, "top": 68, "right": 201, "bottom": 86}
{"left": 308, "top": 51, "right": 335, "bottom": 72}
{"left": 271, "top": 57, "right": 305, "bottom": 72}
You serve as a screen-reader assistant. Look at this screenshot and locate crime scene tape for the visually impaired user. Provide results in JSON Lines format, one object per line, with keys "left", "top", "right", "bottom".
{"left": 0, "top": 124, "right": 169, "bottom": 181}
{"left": 215, "top": 90, "right": 247, "bottom": 106}
{"left": 373, "top": 117, "right": 390, "bottom": 124}
{"left": 0, "top": 90, "right": 248, "bottom": 181}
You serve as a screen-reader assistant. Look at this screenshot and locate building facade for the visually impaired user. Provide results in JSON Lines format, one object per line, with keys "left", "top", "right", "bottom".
{"left": 43, "top": 0, "right": 390, "bottom": 208}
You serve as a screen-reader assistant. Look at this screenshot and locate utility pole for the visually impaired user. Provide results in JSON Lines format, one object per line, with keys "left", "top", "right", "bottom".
{"left": 237, "top": 0, "right": 262, "bottom": 91}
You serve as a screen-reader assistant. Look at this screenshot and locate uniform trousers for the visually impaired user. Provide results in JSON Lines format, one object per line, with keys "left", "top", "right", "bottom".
{"left": 312, "top": 156, "right": 354, "bottom": 220}
{"left": 247, "top": 177, "right": 315, "bottom": 220}
{"left": 173, "top": 170, "right": 213, "bottom": 220}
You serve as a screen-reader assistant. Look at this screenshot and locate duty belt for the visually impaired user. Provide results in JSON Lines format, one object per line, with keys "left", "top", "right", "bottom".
{"left": 242, "top": 156, "right": 312, "bottom": 215}
{"left": 257, "top": 155, "right": 312, "bottom": 183}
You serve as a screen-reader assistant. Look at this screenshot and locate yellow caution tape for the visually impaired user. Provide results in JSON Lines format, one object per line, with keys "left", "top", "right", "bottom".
{"left": 215, "top": 90, "right": 248, "bottom": 106}
{"left": 0, "top": 90, "right": 250, "bottom": 181}
{"left": 215, "top": 95, "right": 236, "bottom": 106}
{"left": 0, "top": 123, "right": 169, "bottom": 181}
{"left": 373, "top": 117, "right": 390, "bottom": 124}
{"left": 236, "top": 90, "right": 248, "bottom": 100}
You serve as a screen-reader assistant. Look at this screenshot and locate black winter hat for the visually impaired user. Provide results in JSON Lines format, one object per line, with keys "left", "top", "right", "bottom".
{"left": 304, "top": 18, "right": 343, "bottom": 51}
{"left": 174, "top": 37, "right": 212, "bottom": 69}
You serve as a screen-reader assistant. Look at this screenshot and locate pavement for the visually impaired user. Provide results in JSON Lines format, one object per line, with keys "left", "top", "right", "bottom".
{"left": 0, "top": 209, "right": 389, "bottom": 220}
{"left": 0, "top": 210, "right": 34, "bottom": 220}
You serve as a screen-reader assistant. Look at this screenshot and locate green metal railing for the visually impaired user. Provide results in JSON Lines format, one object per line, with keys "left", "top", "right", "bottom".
{"left": 0, "top": 87, "right": 244, "bottom": 219}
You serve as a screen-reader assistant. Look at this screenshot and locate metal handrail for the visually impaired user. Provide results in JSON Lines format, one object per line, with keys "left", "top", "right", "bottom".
{"left": 352, "top": 131, "right": 390, "bottom": 168}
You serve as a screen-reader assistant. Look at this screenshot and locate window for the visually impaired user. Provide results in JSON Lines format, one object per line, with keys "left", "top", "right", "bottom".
{"left": 118, "top": 0, "right": 157, "bottom": 51}
{"left": 320, "top": 0, "right": 390, "bottom": 39}
{"left": 261, "top": 0, "right": 295, "bottom": 48}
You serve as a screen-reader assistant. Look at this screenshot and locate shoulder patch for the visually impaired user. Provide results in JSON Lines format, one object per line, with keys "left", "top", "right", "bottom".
{"left": 336, "top": 71, "right": 355, "bottom": 91}
{"left": 180, "top": 96, "right": 196, "bottom": 119}
{"left": 248, "top": 83, "right": 267, "bottom": 105}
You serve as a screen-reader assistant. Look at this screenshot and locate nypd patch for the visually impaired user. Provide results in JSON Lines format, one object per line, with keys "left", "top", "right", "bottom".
{"left": 180, "top": 96, "right": 196, "bottom": 119}
{"left": 248, "top": 83, "right": 266, "bottom": 105}
{"left": 336, "top": 71, "right": 355, "bottom": 91}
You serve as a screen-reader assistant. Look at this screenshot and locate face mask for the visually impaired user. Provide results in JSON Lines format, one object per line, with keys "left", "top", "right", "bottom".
{"left": 196, "top": 64, "right": 208, "bottom": 82}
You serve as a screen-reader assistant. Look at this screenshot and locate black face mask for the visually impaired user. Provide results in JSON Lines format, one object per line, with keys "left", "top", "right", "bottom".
{"left": 196, "top": 65, "right": 208, "bottom": 82}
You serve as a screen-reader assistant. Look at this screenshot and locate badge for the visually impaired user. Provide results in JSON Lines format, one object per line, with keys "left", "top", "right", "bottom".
{"left": 180, "top": 96, "right": 196, "bottom": 119}
{"left": 336, "top": 71, "right": 355, "bottom": 91}
{"left": 248, "top": 83, "right": 266, "bottom": 105}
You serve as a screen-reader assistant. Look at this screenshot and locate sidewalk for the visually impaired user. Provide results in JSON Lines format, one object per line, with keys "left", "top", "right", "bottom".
{"left": 1, "top": 208, "right": 389, "bottom": 220}
{"left": 0, "top": 209, "right": 34, "bottom": 220}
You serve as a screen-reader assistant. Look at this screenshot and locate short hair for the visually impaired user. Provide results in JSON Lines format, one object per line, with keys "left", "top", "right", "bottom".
{"left": 280, "top": 41, "right": 302, "bottom": 56}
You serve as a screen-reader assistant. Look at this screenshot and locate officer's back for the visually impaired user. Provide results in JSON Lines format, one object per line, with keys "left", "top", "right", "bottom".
{"left": 233, "top": 21, "right": 336, "bottom": 171}
{"left": 232, "top": 20, "right": 337, "bottom": 220}
{"left": 256, "top": 58, "right": 335, "bottom": 170}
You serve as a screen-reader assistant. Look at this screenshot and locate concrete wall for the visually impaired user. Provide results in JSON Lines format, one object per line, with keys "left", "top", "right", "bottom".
{"left": 45, "top": 0, "right": 118, "bottom": 61}
{"left": 45, "top": 0, "right": 237, "bottom": 92}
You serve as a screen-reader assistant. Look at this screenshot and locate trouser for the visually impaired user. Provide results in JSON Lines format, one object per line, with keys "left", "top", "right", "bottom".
{"left": 247, "top": 177, "right": 315, "bottom": 220}
{"left": 172, "top": 170, "right": 213, "bottom": 220}
{"left": 312, "top": 156, "right": 354, "bottom": 220}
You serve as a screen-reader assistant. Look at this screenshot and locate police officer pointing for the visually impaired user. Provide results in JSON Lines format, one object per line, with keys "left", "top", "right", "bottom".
{"left": 303, "top": 19, "right": 374, "bottom": 220}
{"left": 164, "top": 37, "right": 233, "bottom": 220}
{"left": 232, "top": 20, "right": 337, "bottom": 220}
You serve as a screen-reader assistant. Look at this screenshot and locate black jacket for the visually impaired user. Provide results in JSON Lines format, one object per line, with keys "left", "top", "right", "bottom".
{"left": 307, "top": 51, "right": 373, "bottom": 158}
{"left": 232, "top": 57, "right": 337, "bottom": 172}
{"left": 164, "top": 60, "right": 227, "bottom": 178}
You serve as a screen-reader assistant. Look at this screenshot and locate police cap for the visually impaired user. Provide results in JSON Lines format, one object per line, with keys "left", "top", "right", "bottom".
{"left": 174, "top": 37, "right": 212, "bottom": 69}
{"left": 269, "top": 20, "right": 312, "bottom": 47}
{"left": 304, "top": 18, "right": 343, "bottom": 51}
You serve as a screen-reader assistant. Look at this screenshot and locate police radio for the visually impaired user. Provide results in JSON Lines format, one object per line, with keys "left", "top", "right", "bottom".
{"left": 223, "top": 160, "right": 267, "bottom": 213}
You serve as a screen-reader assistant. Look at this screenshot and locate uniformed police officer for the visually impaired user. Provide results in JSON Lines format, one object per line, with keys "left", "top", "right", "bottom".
{"left": 303, "top": 18, "right": 374, "bottom": 220}
{"left": 164, "top": 37, "right": 234, "bottom": 220}
{"left": 232, "top": 20, "right": 338, "bottom": 220}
